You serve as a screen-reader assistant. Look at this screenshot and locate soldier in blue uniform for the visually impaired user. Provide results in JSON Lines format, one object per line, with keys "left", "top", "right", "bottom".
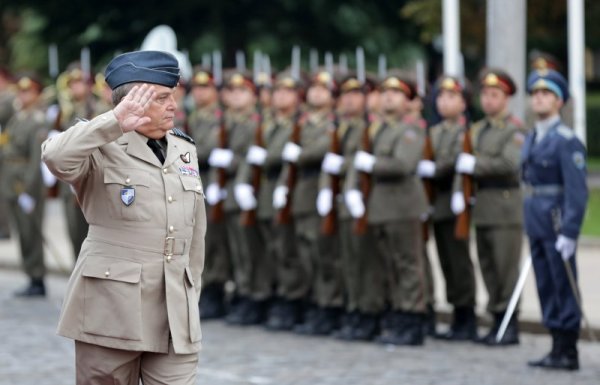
{"left": 521, "top": 69, "right": 588, "bottom": 371}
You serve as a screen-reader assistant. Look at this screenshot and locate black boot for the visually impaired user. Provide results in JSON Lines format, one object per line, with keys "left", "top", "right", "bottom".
{"left": 237, "top": 299, "right": 267, "bottom": 325}
{"left": 528, "top": 330, "right": 579, "bottom": 371}
{"left": 332, "top": 310, "right": 361, "bottom": 340}
{"left": 486, "top": 311, "right": 519, "bottom": 346}
{"left": 225, "top": 296, "right": 252, "bottom": 325}
{"left": 423, "top": 304, "right": 437, "bottom": 337}
{"left": 376, "top": 312, "right": 424, "bottom": 346}
{"left": 437, "top": 306, "right": 478, "bottom": 341}
{"left": 264, "top": 299, "right": 302, "bottom": 331}
{"left": 351, "top": 312, "right": 380, "bottom": 341}
{"left": 14, "top": 278, "right": 46, "bottom": 297}
{"left": 199, "top": 284, "right": 226, "bottom": 320}
{"left": 294, "top": 307, "right": 341, "bottom": 335}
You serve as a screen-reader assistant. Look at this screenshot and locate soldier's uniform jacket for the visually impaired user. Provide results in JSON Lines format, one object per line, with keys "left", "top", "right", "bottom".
{"left": 0, "top": 89, "right": 15, "bottom": 129}
{"left": 455, "top": 113, "right": 526, "bottom": 226}
{"left": 319, "top": 115, "right": 366, "bottom": 220}
{"left": 187, "top": 102, "right": 219, "bottom": 185}
{"left": 521, "top": 120, "right": 587, "bottom": 240}
{"left": 348, "top": 116, "right": 427, "bottom": 224}
{"left": 209, "top": 109, "right": 256, "bottom": 213}
{"left": 278, "top": 110, "right": 331, "bottom": 216}
{"left": 237, "top": 113, "right": 293, "bottom": 220}
{"left": 429, "top": 119, "right": 465, "bottom": 221}
{"left": 41, "top": 110, "right": 206, "bottom": 354}
{"left": 0, "top": 107, "right": 47, "bottom": 200}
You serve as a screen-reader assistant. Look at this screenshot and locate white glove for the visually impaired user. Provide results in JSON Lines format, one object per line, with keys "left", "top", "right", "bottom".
{"left": 417, "top": 160, "right": 436, "bottom": 178}
{"left": 344, "top": 189, "right": 365, "bottom": 219}
{"left": 246, "top": 145, "right": 267, "bottom": 166}
{"left": 322, "top": 152, "right": 344, "bottom": 175}
{"left": 40, "top": 162, "right": 57, "bottom": 187}
{"left": 273, "top": 186, "right": 288, "bottom": 209}
{"left": 451, "top": 191, "right": 466, "bottom": 215}
{"left": 208, "top": 148, "right": 234, "bottom": 168}
{"left": 316, "top": 188, "right": 333, "bottom": 217}
{"left": 456, "top": 153, "right": 476, "bottom": 174}
{"left": 18, "top": 193, "right": 36, "bottom": 214}
{"left": 234, "top": 183, "right": 257, "bottom": 211}
{"left": 282, "top": 142, "right": 302, "bottom": 163}
{"left": 46, "top": 104, "right": 60, "bottom": 125}
{"left": 205, "top": 183, "right": 227, "bottom": 205}
{"left": 555, "top": 235, "right": 577, "bottom": 261}
{"left": 354, "top": 151, "right": 376, "bottom": 173}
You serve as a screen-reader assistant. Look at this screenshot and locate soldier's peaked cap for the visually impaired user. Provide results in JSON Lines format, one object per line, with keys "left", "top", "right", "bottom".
{"left": 105, "top": 50, "right": 180, "bottom": 90}
{"left": 526, "top": 69, "right": 569, "bottom": 102}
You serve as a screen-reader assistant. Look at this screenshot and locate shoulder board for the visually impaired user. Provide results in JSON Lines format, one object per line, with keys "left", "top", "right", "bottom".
{"left": 556, "top": 125, "right": 575, "bottom": 140}
{"left": 170, "top": 128, "right": 195, "bottom": 144}
{"left": 470, "top": 119, "right": 486, "bottom": 131}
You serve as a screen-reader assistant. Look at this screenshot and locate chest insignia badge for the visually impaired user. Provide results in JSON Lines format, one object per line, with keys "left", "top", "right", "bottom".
{"left": 180, "top": 152, "right": 191, "bottom": 163}
{"left": 120, "top": 187, "right": 135, "bottom": 206}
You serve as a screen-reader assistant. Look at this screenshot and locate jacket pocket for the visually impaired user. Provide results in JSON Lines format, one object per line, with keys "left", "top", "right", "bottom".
{"left": 103, "top": 167, "right": 151, "bottom": 221}
{"left": 184, "top": 267, "right": 201, "bottom": 343}
{"left": 81, "top": 256, "right": 143, "bottom": 340}
{"left": 180, "top": 175, "right": 203, "bottom": 225}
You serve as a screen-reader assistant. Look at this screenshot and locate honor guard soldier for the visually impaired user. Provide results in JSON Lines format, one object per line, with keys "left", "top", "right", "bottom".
{"left": 523, "top": 69, "right": 587, "bottom": 371}
{"left": 188, "top": 69, "right": 231, "bottom": 319}
{"left": 42, "top": 51, "right": 206, "bottom": 384}
{"left": 206, "top": 72, "right": 259, "bottom": 325}
{"left": 273, "top": 70, "right": 337, "bottom": 334}
{"left": 346, "top": 73, "right": 429, "bottom": 346}
{"left": 0, "top": 67, "right": 15, "bottom": 239}
{"left": 418, "top": 76, "right": 477, "bottom": 341}
{"left": 323, "top": 74, "right": 385, "bottom": 341}
{"left": 1, "top": 73, "right": 48, "bottom": 296}
{"left": 452, "top": 69, "right": 526, "bottom": 345}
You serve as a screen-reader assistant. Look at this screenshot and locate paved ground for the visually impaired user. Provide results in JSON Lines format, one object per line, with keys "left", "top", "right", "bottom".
{"left": 1, "top": 270, "right": 600, "bottom": 385}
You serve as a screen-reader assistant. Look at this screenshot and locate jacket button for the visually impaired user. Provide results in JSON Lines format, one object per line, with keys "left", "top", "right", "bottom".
{"left": 125, "top": 177, "right": 131, "bottom": 184}
{"left": 196, "top": 185, "right": 201, "bottom": 191}
{"left": 166, "top": 255, "right": 172, "bottom": 262}
{"left": 169, "top": 225, "right": 174, "bottom": 233}
{"left": 104, "top": 270, "right": 110, "bottom": 277}
{"left": 163, "top": 168, "right": 168, "bottom": 174}
{"left": 168, "top": 196, "right": 173, "bottom": 203}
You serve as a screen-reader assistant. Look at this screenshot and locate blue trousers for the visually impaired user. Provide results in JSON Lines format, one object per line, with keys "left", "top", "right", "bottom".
{"left": 529, "top": 237, "right": 581, "bottom": 332}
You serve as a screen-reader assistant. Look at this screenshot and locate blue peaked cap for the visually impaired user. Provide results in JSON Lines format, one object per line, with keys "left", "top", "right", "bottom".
{"left": 105, "top": 50, "right": 180, "bottom": 90}
{"left": 526, "top": 69, "right": 569, "bottom": 102}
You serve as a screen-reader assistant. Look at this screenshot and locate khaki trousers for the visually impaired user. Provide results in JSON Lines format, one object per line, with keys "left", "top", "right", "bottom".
{"left": 75, "top": 341, "right": 198, "bottom": 385}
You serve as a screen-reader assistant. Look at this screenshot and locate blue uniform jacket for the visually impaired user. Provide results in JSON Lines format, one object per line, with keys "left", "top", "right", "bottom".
{"left": 521, "top": 121, "right": 588, "bottom": 240}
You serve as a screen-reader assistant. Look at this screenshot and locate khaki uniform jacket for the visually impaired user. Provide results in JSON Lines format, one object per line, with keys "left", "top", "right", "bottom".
{"left": 318, "top": 115, "right": 366, "bottom": 220}
{"left": 236, "top": 114, "right": 293, "bottom": 220}
{"left": 453, "top": 113, "right": 525, "bottom": 226}
{"left": 0, "top": 107, "right": 47, "bottom": 200}
{"left": 209, "top": 109, "right": 256, "bottom": 213}
{"left": 0, "top": 90, "right": 15, "bottom": 128}
{"left": 278, "top": 111, "right": 331, "bottom": 217}
{"left": 347, "top": 117, "right": 427, "bottom": 224}
{"left": 429, "top": 119, "right": 465, "bottom": 221}
{"left": 42, "top": 111, "right": 206, "bottom": 354}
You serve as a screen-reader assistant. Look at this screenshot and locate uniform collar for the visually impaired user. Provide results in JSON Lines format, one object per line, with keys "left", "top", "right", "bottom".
{"left": 534, "top": 114, "right": 561, "bottom": 143}
{"left": 120, "top": 131, "right": 180, "bottom": 168}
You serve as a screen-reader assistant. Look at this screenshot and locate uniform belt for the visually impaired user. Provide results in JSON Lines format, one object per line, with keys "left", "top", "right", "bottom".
{"left": 522, "top": 184, "right": 563, "bottom": 197}
{"left": 87, "top": 225, "right": 188, "bottom": 255}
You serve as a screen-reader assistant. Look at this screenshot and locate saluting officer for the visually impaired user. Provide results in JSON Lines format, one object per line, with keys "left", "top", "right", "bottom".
{"left": 452, "top": 69, "right": 526, "bottom": 345}
{"left": 1, "top": 73, "right": 48, "bottom": 296}
{"left": 523, "top": 69, "right": 587, "bottom": 371}
{"left": 346, "top": 74, "right": 429, "bottom": 346}
{"left": 418, "top": 76, "right": 477, "bottom": 341}
{"left": 42, "top": 51, "right": 206, "bottom": 384}
{"left": 188, "top": 69, "right": 231, "bottom": 319}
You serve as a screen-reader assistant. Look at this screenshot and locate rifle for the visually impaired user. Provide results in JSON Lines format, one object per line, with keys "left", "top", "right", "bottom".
{"left": 240, "top": 112, "right": 264, "bottom": 226}
{"left": 454, "top": 119, "right": 473, "bottom": 240}
{"left": 209, "top": 109, "right": 228, "bottom": 223}
{"left": 421, "top": 124, "right": 435, "bottom": 241}
{"left": 276, "top": 112, "right": 302, "bottom": 224}
{"left": 353, "top": 112, "right": 372, "bottom": 235}
{"left": 320, "top": 114, "right": 340, "bottom": 236}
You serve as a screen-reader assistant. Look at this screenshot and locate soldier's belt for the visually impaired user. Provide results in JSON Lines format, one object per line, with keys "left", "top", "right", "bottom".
{"left": 522, "top": 184, "right": 564, "bottom": 197}
{"left": 88, "top": 225, "right": 188, "bottom": 255}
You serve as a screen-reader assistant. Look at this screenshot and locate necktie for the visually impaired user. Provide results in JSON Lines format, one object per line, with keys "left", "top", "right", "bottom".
{"left": 147, "top": 139, "right": 166, "bottom": 164}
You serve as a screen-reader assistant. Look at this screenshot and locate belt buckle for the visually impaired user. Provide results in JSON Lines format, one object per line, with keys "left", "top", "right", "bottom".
{"left": 164, "top": 237, "right": 175, "bottom": 256}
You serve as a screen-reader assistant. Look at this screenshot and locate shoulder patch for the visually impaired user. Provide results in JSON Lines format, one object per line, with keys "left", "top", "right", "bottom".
{"left": 556, "top": 125, "right": 575, "bottom": 140}
{"left": 572, "top": 151, "right": 585, "bottom": 169}
{"left": 403, "top": 128, "right": 418, "bottom": 143}
{"left": 170, "top": 128, "right": 195, "bottom": 144}
{"left": 512, "top": 131, "right": 526, "bottom": 146}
